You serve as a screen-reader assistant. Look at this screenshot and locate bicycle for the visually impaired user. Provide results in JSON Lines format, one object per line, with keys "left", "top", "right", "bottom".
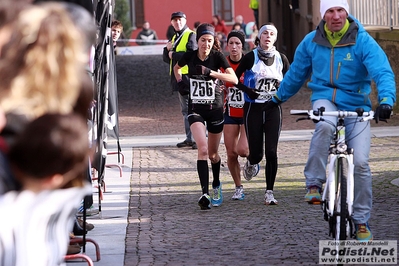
{"left": 290, "top": 107, "right": 374, "bottom": 241}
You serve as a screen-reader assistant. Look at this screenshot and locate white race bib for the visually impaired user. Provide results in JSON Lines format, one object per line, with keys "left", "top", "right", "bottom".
{"left": 227, "top": 86, "right": 244, "bottom": 108}
{"left": 190, "top": 78, "right": 215, "bottom": 104}
{"left": 255, "top": 78, "right": 277, "bottom": 102}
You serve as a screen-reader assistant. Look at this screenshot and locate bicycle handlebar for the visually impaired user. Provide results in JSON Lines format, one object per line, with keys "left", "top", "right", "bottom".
{"left": 290, "top": 108, "right": 375, "bottom": 122}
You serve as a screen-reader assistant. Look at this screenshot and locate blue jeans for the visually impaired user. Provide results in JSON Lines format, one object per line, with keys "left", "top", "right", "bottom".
{"left": 178, "top": 93, "right": 193, "bottom": 142}
{"left": 304, "top": 99, "right": 372, "bottom": 224}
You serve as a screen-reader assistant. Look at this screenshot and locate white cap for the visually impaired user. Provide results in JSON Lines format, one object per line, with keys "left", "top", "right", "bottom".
{"left": 320, "top": 0, "right": 349, "bottom": 18}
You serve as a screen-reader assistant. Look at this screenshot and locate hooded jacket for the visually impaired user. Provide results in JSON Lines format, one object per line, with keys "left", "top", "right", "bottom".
{"left": 275, "top": 16, "right": 396, "bottom": 111}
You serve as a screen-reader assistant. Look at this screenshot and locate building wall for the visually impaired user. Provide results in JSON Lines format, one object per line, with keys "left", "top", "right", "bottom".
{"left": 128, "top": 1, "right": 254, "bottom": 44}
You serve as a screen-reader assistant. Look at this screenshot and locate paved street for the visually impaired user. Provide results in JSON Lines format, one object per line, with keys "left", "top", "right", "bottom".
{"left": 122, "top": 137, "right": 399, "bottom": 266}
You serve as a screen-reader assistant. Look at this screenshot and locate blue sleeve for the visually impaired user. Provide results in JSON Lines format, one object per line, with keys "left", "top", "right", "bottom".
{"left": 360, "top": 34, "right": 396, "bottom": 106}
{"left": 275, "top": 34, "right": 313, "bottom": 103}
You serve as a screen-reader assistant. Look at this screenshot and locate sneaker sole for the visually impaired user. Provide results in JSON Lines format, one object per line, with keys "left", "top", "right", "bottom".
{"left": 231, "top": 197, "right": 245, "bottom": 200}
{"left": 198, "top": 196, "right": 211, "bottom": 210}
{"left": 305, "top": 198, "right": 321, "bottom": 204}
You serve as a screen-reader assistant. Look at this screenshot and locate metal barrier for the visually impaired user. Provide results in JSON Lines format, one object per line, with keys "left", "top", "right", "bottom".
{"left": 349, "top": 0, "right": 399, "bottom": 29}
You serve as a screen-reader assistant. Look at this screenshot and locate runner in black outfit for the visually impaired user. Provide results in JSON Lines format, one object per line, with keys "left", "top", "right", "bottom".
{"left": 173, "top": 23, "right": 238, "bottom": 210}
{"left": 235, "top": 23, "right": 290, "bottom": 205}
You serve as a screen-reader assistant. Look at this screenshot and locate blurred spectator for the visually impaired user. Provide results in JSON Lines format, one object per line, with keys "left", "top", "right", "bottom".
{"left": 232, "top": 22, "right": 245, "bottom": 33}
{"left": 249, "top": 0, "right": 259, "bottom": 29}
{"left": 0, "top": 1, "right": 94, "bottom": 193}
{"left": 136, "top": 21, "right": 158, "bottom": 45}
{"left": 211, "top": 15, "right": 228, "bottom": 36}
{"left": 1, "top": 113, "right": 92, "bottom": 265}
{"left": 211, "top": 15, "right": 228, "bottom": 50}
{"left": 232, "top": 15, "right": 246, "bottom": 34}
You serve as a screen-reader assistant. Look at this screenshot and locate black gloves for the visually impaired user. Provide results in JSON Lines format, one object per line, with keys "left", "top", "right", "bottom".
{"left": 235, "top": 82, "right": 259, "bottom": 100}
{"left": 177, "top": 80, "right": 189, "bottom": 96}
{"left": 196, "top": 65, "right": 211, "bottom": 76}
{"left": 375, "top": 104, "right": 392, "bottom": 123}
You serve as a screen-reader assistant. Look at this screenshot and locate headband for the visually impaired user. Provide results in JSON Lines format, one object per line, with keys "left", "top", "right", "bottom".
{"left": 257, "top": 25, "right": 278, "bottom": 39}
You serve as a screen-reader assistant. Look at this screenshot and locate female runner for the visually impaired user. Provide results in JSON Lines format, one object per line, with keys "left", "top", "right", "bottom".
{"left": 173, "top": 23, "right": 238, "bottom": 210}
{"left": 235, "top": 23, "right": 290, "bottom": 205}
{"left": 222, "top": 30, "right": 255, "bottom": 200}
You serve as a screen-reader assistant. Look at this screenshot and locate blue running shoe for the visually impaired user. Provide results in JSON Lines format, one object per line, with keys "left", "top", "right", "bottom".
{"left": 231, "top": 186, "right": 245, "bottom": 200}
{"left": 198, "top": 194, "right": 211, "bottom": 210}
{"left": 211, "top": 183, "right": 223, "bottom": 207}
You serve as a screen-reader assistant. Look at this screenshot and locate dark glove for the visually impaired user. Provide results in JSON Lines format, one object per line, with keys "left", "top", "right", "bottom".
{"left": 177, "top": 80, "right": 189, "bottom": 96}
{"left": 375, "top": 104, "right": 392, "bottom": 123}
{"left": 262, "top": 98, "right": 280, "bottom": 112}
{"left": 235, "top": 82, "right": 259, "bottom": 100}
{"left": 196, "top": 65, "right": 211, "bottom": 76}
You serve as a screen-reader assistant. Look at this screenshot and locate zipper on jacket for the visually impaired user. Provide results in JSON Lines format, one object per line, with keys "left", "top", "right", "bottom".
{"left": 336, "top": 62, "right": 341, "bottom": 80}
{"left": 330, "top": 49, "right": 334, "bottom": 85}
{"left": 332, "top": 88, "right": 337, "bottom": 103}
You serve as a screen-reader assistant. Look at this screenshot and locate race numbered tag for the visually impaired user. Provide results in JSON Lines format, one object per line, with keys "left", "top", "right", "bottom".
{"left": 190, "top": 78, "right": 215, "bottom": 104}
{"left": 227, "top": 87, "right": 244, "bottom": 108}
{"left": 255, "top": 78, "right": 278, "bottom": 101}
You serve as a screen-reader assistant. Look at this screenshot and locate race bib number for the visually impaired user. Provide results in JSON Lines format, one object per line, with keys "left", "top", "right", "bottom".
{"left": 227, "top": 87, "right": 244, "bottom": 108}
{"left": 255, "top": 78, "right": 277, "bottom": 101}
{"left": 190, "top": 78, "right": 215, "bottom": 104}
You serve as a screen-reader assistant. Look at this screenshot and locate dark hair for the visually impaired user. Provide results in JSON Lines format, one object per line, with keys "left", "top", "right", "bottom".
{"left": 112, "top": 20, "right": 123, "bottom": 29}
{"left": 232, "top": 22, "right": 242, "bottom": 30}
{"left": 8, "top": 113, "right": 89, "bottom": 184}
{"left": 196, "top": 23, "right": 221, "bottom": 51}
{"left": 212, "top": 14, "right": 223, "bottom": 25}
{"left": 227, "top": 30, "right": 246, "bottom": 46}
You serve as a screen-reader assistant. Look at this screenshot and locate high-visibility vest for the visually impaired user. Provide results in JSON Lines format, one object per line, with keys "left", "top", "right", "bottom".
{"left": 169, "top": 29, "right": 194, "bottom": 75}
{"left": 249, "top": 0, "right": 258, "bottom": 9}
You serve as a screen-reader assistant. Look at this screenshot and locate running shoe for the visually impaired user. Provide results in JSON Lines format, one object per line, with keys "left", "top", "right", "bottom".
{"left": 265, "top": 190, "right": 278, "bottom": 205}
{"left": 304, "top": 185, "right": 321, "bottom": 204}
{"left": 355, "top": 223, "right": 373, "bottom": 242}
{"left": 243, "top": 160, "right": 260, "bottom": 181}
{"left": 231, "top": 186, "right": 245, "bottom": 200}
{"left": 77, "top": 205, "right": 99, "bottom": 217}
{"left": 176, "top": 140, "right": 195, "bottom": 148}
{"left": 211, "top": 183, "right": 223, "bottom": 207}
{"left": 198, "top": 194, "right": 211, "bottom": 210}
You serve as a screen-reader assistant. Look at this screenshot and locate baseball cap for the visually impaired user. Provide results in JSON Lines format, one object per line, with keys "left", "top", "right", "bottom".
{"left": 171, "top": 11, "right": 186, "bottom": 20}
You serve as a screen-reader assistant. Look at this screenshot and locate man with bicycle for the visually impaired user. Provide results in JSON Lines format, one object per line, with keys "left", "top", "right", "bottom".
{"left": 266, "top": 0, "right": 396, "bottom": 242}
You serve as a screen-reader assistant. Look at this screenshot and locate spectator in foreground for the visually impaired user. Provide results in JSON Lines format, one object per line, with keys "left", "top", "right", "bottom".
{"left": 0, "top": 113, "right": 91, "bottom": 265}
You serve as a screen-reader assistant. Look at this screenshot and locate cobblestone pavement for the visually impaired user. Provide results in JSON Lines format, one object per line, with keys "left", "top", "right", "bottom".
{"left": 123, "top": 139, "right": 399, "bottom": 266}
{"left": 116, "top": 55, "right": 399, "bottom": 266}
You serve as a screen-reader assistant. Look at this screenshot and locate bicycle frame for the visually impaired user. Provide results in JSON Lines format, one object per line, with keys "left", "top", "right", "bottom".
{"left": 290, "top": 107, "right": 374, "bottom": 240}
{"left": 323, "top": 117, "right": 355, "bottom": 240}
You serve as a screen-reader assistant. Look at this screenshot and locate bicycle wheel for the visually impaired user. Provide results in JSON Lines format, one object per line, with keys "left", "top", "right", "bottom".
{"left": 336, "top": 156, "right": 349, "bottom": 240}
